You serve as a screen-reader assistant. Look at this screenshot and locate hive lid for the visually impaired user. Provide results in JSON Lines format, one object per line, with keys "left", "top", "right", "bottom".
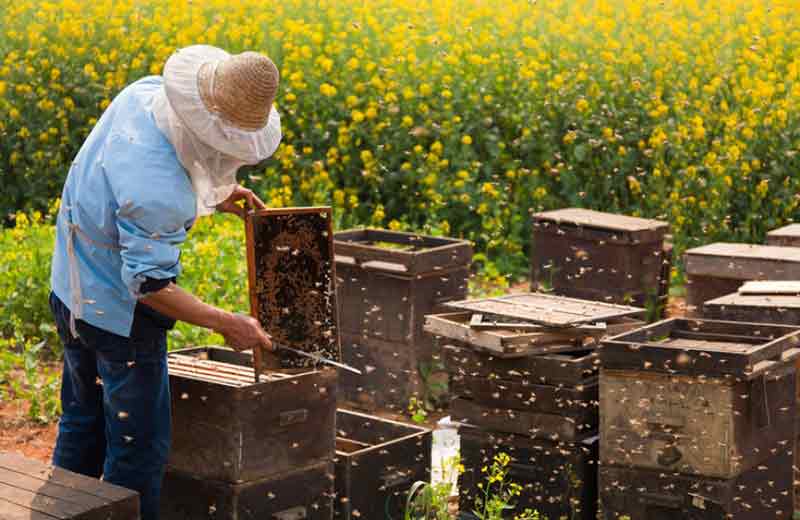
{"left": 767, "top": 223, "right": 800, "bottom": 238}
{"left": 532, "top": 208, "right": 668, "bottom": 242}
{"left": 684, "top": 242, "right": 800, "bottom": 279}
{"left": 442, "top": 292, "right": 645, "bottom": 327}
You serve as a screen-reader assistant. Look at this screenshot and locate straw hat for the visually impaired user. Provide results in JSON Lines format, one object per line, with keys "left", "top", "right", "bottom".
{"left": 161, "top": 45, "right": 282, "bottom": 163}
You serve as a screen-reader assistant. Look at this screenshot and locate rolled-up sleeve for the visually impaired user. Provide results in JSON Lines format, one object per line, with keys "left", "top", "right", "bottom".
{"left": 103, "top": 133, "right": 195, "bottom": 299}
{"left": 116, "top": 197, "right": 187, "bottom": 298}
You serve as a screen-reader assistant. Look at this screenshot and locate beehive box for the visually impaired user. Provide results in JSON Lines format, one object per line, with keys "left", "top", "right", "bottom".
{"left": 599, "top": 449, "right": 793, "bottom": 519}
{"left": 167, "top": 347, "right": 337, "bottom": 483}
{"left": 458, "top": 428, "right": 598, "bottom": 520}
{"left": 334, "top": 229, "right": 471, "bottom": 411}
{"left": 530, "top": 208, "right": 670, "bottom": 309}
{"left": 334, "top": 409, "right": 432, "bottom": 519}
{"left": 246, "top": 207, "right": 340, "bottom": 370}
{"left": 161, "top": 462, "right": 334, "bottom": 520}
{"left": 600, "top": 365, "right": 796, "bottom": 478}
{"left": 766, "top": 223, "right": 800, "bottom": 247}
{"left": 600, "top": 318, "right": 800, "bottom": 377}
{"left": 335, "top": 228, "right": 472, "bottom": 345}
{"left": 701, "top": 281, "right": 800, "bottom": 325}
{"left": 600, "top": 318, "right": 800, "bottom": 479}
{"left": 0, "top": 452, "right": 140, "bottom": 520}
{"left": 683, "top": 242, "right": 800, "bottom": 314}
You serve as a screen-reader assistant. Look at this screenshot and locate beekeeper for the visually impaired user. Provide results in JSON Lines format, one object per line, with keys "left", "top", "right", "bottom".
{"left": 49, "top": 46, "right": 278, "bottom": 520}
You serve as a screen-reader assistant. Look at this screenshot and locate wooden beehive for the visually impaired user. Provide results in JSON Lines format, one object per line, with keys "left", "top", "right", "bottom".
{"left": 599, "top": 449, "right": 794, "bottom": 519}
{"left": 600, "top": 318, "right": 800, "bottom": 377}
{"left": 530, "top": 208, "right": 670, "bottom": 310}
{"left": 333, "top": 409, "right": 432, "bottom": 519}
{"left": 701, "top": 281, "right": 800, "bottom": 325}
{"left": 161, "top": 462, "right": 334, "bottom": 520}
{"left": 246, "top": 207, "right": 340, "bottom": 369}
{"left": 766, "top": 223, "right": 800, "bottom": 247}
{"left": 683, "top": 242, "right": 800, "bottom": 314}
{"left": 600, "top": 366, "right": 796, "bottom": 479}
{"left": 167, "top": 347, "right": 337, "bottom": 483}
{"left": 0, "top": 452, "right": 140, "bottom": 519}
{"left": 334, "top": 228, "right": 471, "bottom": 411}
{"left": 458, "top": 428, "right": 598, "bottom": 520}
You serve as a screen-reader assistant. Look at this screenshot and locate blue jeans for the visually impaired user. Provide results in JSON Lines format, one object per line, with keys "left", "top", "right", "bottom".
{"left": 50, "top": 293, "right": 171, "bottom": 520}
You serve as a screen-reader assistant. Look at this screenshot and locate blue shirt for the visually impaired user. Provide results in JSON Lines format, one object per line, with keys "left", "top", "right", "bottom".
{"left": 51, "top": 76, "right": 197, "bottom": 338}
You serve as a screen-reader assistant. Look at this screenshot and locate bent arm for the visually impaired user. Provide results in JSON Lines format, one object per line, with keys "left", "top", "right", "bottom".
{"left": 140, "top": 283, "right": 230, "bottom": 332}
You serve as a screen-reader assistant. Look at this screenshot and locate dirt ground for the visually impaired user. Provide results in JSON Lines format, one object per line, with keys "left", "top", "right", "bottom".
{"left": 0, "top": 295, "right": 688, "bottom": 465}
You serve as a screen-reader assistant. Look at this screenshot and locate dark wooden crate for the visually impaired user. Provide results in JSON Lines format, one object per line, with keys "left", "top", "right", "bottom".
{"left": 0, "top": 452, "right": 140, "bottom": 520}
{"left": 338, "top": 333, "right": 440, "bottom": 413}
{"left": 530, "top": 208, "right": 669, "bottom": 308}
{"left": 684, "top": 242, "right": 800, "bottom": 314}
{"left": 333, "top": 409, "right": 431, "bottom": 519}
{"left": 443, "top": 343, "right": 600, "bottom": 387}
{"left": 450, "top": 374, "right": 598, "bottom": 421}
{"left": 451, "top": 397, "right": 597, "bottom": 441}
{"left": 766, "top": 223, "right": 800, "bottom": 247}
{"left": 335, "top": 238, "right": 472, "bottom": 345}
{"left": 600, "top": 363, "right": 796, "bottom": 479}
{"left": 161, "top": 462, "right": 334, "bottom": 520}
{"left": 458, "top": 428, "right": 598, "bottom": 520}
{"left": 168, "top": 347, "right": 337, "bottom": 483}
{"left": 246, "top": 207, "right": 340, "bottom": 369}
{"left": 702, "top": 286, "right": 800, "bottom": 402}
{"left": 599, "top": 450, "right": 794, "bottom": 519}
{"left": 600, "top": 318, "right": 800, "bottom": 377}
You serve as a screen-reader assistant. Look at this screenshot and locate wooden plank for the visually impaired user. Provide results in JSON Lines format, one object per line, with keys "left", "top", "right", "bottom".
{"left": 684, "top": 242, "right": 800, "bottom": 279}
{"left": 0, "top": 453, "right": 135, "bottom": 503}
{"left": 738, "top": 280, "right": 800, "bottom": 295}
{"left": 707, "top": 292, "right": 800, "bottom": 308}
{"left": 0, "top": 467, "right": 108, "bottom": 509}
{"left": 246, "top": 207, "right": 341, "bottom": 368}
{"left": 444, "top": 293, "right": 644, "bottom": 327}
{"left": 0, "top": 498, "right": 57, "bottom": 520}
{"left": 532, "top": 208, "right": 668, "bottom": 234}
{"left": 0, "top": 481, "right": 91, "bottom": 518}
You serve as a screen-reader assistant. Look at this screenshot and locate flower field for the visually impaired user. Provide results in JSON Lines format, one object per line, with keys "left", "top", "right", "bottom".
{"left": 2, "top": 0, "right": 800, "bottom": 277}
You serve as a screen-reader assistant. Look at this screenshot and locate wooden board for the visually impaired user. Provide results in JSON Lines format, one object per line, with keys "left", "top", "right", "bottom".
{"left": 684, "top": 242, "right": 800, "bottom": 280}
{"left": 161, "top": 462, "right": 334, "bottom": 520}
{"left": 599, "top": 451, "right": 793, "bottom": 520}
{"left": 167, "top": 347, "right": 337, "bottom": 483}
{"left": 459, "top": 429, "right": 598, "bottom": 520}
{"left": 600, "top": 318, "right": 800, "bottom": 377}
{"left": 533, "top": 208, "right": 668, "bottom": 240}
{"left": 424, "top": 312, "right": 586, "bottom": 357}
{"left": 334, "top": 409, "right": 431, "bottom": 519}
{"left": 450, "top": 398, "right": 597, "bottom": 441}
{"left": 737, "top": 280, "right": 800, "bottom": 296}
{"left": 766, "top": 223, "right": 800, "bottom": 247}
{"left": 334, "top": 228, "right": 472, "bottom": 275}
{"left": 443, "top": 293, "right": 645, "bottom": 327}
{"left": 0, "top": 452, "right": 139, "bottom": 520}
{"left": 600, "top": 366, "right": 796, "bottom": 479}
{"left": 246, "top": 207, "right": 341, "bottom": 368}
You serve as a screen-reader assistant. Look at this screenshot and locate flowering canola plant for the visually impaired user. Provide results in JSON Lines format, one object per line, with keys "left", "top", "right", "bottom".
{"left": 2, "top": 0, "right": 800, "bottom": 277}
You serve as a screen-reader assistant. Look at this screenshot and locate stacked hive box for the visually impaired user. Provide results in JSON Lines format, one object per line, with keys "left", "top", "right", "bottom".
{"left": 334, "top": 409, "right": 432, "bottom": 519}
{"left": 702, "top": 280, "right": 800, "bottom": 509}
{"left": 598, "top": 318, "right": 800, "bottom": 519}
{"left": 161, "top": 347, "right": 338, "bottom": 520}
{"left": 683, "top": 243, "right": 800, "bottom": 315}
{"left": 425, "top": 293, "right": 646, "bottom": 520}
{"left": 334, "top": 229, "right": 472, "bottom": 412}
{"left": 530, "top": 208, "right": 671, "bottom": 313}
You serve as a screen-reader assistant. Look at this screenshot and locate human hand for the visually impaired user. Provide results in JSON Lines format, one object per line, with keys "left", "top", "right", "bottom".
{"left": 216, "top": 185, "right": 266, "bottom": 220}
{"left": 216, "top": 312, "right": 274, "bottom": 353}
